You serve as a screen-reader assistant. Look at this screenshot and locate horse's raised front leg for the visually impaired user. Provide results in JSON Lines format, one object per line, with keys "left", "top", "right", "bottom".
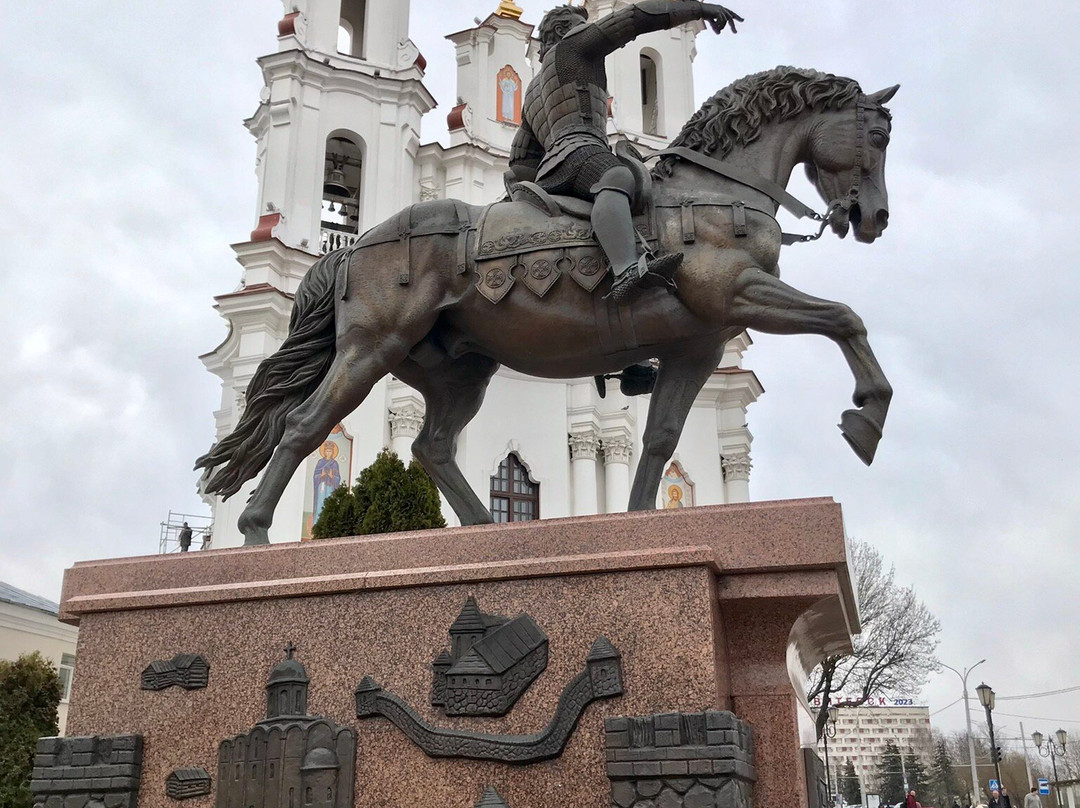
{"left": 629, "top": 342, "right": 728, "bottom": 511}
{"left": 238, "top": 332, "right": 415, "bottom": 545}
{"left": 392, "top": 352, "right": 500, "bottom": 526}
{"left": 730, "top": 267, "right": 892, "bottom": 464}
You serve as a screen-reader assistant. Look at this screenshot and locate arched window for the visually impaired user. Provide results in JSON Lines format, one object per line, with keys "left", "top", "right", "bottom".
{"left": 640, "top": 52, "right": 660, "bottom": 136}
{"left": 490, "top": 453, "right": 539, "bottom": 522}
{"left": 337, "top": 21, "right": 353, "bottom": 56}
{"left": 321, "top": 135, "right": 362, "bottom": 252}
{"left": 338, "top": 0, "right": 366, "bottom": 58}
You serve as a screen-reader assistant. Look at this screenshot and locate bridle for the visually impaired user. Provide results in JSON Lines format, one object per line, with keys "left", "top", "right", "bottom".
{"left": 653, "top": 94, "right": 872, "bottom": 245}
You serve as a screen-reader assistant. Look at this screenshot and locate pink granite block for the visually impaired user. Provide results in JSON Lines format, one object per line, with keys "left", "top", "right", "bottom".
{"left": 60, "top": 499, "right": 855, "bottom": 808}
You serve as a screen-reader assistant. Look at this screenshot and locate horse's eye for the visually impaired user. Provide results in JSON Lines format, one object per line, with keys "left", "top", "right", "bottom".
{"left": 868, "top": 129, "right": 890, "bottom": 150}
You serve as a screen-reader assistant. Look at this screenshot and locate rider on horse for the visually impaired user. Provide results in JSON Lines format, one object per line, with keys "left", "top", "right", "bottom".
{"left": 508, "top": 1, "right": 742, "bottom": 302}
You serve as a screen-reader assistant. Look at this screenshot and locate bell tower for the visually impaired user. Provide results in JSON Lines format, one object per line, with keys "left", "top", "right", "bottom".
{"left": 201, "top": 0, "right": 435, "bottom": 545}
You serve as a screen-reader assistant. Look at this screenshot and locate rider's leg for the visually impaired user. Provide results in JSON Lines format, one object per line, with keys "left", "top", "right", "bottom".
{"left": 589, "top": 165, "right": 644, "bottom": 295}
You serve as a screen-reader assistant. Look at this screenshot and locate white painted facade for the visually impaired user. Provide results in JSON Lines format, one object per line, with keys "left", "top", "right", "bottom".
{"left": 201, "top": 0, "right": 763, "bottom": 547}
{"left": 0, "top": 584, "right": 79, "bottom": 735}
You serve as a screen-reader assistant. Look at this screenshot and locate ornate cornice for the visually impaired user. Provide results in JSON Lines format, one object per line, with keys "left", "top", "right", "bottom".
{"left": 721, "top": 452, "right": 752, "bottom": 483}
{"left": 602, "top": 436, "right": 633, "bottom": 465}
{"left": 388, "top": 404, "right": 425, "bottom": 440}
{"left": 568, "top": 430, "right": 601, "bottom": 462}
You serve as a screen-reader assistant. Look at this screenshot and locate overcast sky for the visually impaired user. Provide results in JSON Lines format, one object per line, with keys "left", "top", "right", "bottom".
{"left": 1, "top": 1, "right": 1077, "bottom": 742}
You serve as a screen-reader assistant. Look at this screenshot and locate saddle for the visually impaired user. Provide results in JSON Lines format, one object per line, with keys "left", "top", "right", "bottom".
{"left": 474, "top": 141, "right": 655, "bottom": 304}
{"left": 508, "top": 140, "right": 654, "bottom": 219}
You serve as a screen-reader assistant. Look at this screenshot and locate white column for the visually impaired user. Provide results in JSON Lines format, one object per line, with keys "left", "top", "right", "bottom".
{"left": 602, "top": 434, "right": 633, "bottom": 514}
{"left": 388, "top": 404, "right": 424, "bottom": 460}
{"left": 568, "top": 429, "right": 601, "bottom": 516}
{"left": 721, "top": 452, "right": 752, "bottom": 503}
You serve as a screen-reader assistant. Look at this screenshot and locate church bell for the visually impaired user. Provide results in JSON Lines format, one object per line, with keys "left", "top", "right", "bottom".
{"left": 323, "top": 165, "right": 350, "bottom": 198}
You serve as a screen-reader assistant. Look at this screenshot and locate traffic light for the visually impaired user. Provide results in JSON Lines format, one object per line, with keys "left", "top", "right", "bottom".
{"left": 992, "top": 746, "right": 1004, "bottom": 763}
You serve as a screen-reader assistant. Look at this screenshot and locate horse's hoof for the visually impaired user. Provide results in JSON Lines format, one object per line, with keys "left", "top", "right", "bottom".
{"left": 239, "top": 518, "right": 271, "bottom": 546}
{"left": 838, "top": 409, "right": 882, "bottom": 466}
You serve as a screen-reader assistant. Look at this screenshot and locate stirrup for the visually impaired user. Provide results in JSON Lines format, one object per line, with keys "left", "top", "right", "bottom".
{"left": 640, "top": 252, "right": 682, "bottom": 292}
{"left": 604, "top": 255, "right": 648, "bottom": 303}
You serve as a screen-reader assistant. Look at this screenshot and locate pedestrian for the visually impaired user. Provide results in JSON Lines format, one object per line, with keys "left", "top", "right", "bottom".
{"left": 178, "top": 522, "right": 193, "bottom": 552}
{"left": 201, "top": 528, "right": 212, "bottom": 551}
{"left": 906, "top": 790, "right": 921, "bottom": 808}
{"left": 1023, "top": 787, "right": 1041, "bottom": 808}
{"left": 989, "top": 789, "right": 1012, "bottom": 808}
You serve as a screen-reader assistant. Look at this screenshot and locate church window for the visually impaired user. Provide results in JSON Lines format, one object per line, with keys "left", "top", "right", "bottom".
{"left": 338, "top": 0, "right": 366, "bottom": 59}
{"left": 306, "top": 786, "right": 313, "bottom": 804}
{"left": 295, "top": 690, "right": 302, "bottom": 712}
{"left": 496, "top": 65, "right": 522, "bottom": 124}
{"left": 490, "top": 453, "right": 539, "bottom": 522}
{"left": 640, "top": 52, "right": 660, "bottom": 136}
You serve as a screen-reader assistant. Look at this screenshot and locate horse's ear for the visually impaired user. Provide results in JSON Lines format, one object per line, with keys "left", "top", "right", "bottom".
{"left": 865, "top": 84, "right": 900, "bottom": 105}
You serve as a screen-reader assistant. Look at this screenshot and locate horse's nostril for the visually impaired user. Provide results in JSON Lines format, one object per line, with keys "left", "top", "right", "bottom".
{"left": 876, "top": 209, "right": 889, "bottom": 229}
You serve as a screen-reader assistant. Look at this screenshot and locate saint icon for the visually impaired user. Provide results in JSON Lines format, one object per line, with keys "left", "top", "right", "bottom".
{"left": 312, "top": 441, "right": 341, "bottom": 521}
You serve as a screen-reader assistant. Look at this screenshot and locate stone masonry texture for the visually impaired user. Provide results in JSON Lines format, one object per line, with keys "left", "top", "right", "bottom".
{"left": 606, "top": 711, "right": 755, "bottom": 808}
{"left": 30, "top": 734, "right": 143, "bottom": 808}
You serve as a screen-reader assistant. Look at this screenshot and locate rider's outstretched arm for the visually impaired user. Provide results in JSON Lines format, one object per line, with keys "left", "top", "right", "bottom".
{"left": 577, "top": 1, "right": 741, "bottom": 58}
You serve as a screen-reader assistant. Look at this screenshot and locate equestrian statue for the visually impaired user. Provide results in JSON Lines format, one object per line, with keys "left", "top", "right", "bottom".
{"left": 197, "top": 1, "right": 899, "bottom": 546}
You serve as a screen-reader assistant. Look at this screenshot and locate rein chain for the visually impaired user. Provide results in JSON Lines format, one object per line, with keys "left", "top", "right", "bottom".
{"left": 652, "top": 94, "right": 869, "bottom": 246}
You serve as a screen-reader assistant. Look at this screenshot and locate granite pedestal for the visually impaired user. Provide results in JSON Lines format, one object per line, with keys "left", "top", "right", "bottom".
{"left": 57, "top": 498, "right": 857, "bottom": 808}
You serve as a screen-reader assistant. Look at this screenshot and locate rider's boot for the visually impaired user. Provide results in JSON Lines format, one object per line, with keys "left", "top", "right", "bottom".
{"left": 590, "top": 167, "right": 681, "bottom": 303}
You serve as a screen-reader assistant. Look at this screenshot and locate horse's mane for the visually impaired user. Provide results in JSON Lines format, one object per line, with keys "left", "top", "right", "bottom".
{"left": 653, "top": 67, "right": 867, "bottom": 179}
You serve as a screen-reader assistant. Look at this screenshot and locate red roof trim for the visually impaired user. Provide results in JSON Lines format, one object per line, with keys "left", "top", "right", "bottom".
{"left": 250, "top": 212, "right": 282, "bottom": 242}
{"left": 447, "top": 103, "right": 467, "bottom": 131}
{"left": 277, "top": 11, "right": 299, "bottom": 37}
{"left": 214, "top": 283, "right": 294, "bottom": 302}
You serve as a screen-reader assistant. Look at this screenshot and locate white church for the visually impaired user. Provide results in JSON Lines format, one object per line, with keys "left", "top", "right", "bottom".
{"left": 200, "top": 0, "right": 763, "bottom": 547}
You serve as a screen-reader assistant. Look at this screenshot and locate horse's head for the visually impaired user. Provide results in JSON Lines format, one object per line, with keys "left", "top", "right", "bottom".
{"left": 804, "top": 85, "right": 899, "bottom": 243}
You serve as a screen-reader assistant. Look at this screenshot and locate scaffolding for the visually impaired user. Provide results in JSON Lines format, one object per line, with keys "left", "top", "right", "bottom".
{"left": 159, "top": 511, "right": 214, "bottom": 554}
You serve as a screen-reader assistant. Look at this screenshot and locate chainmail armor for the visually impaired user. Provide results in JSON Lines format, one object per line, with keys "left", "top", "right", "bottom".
{"left": 514, "top": 1, "right": 713, "bottom": 198}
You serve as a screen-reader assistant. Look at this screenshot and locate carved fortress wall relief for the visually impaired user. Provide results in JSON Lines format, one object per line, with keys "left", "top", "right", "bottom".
{"left": 605, "top": 711, "right": 756, "bottom": 808}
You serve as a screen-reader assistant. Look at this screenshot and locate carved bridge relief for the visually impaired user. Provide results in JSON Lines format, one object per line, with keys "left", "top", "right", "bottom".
{"left": 356, "top": 596, "right": 625, "bottom": 763}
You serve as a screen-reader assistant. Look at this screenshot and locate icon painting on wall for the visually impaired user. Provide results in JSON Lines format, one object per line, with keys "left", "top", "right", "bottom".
{"left": 496, "top": 65, "right": 522, "bottom": 124}
{"left": 302, "top": 423, "right": 353, "bottom": 539}
{"left": 660, "top": 461, "right": 694, "bottom": 509}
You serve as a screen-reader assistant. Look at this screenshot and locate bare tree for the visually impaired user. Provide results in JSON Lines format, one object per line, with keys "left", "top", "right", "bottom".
{"left": 807, "top": 540, "right": 941, "bottom": 738}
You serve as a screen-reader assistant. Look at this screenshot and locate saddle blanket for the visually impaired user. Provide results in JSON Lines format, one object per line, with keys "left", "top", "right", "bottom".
{"left": 473, "top": 200, "right": 611, "bottom": 303}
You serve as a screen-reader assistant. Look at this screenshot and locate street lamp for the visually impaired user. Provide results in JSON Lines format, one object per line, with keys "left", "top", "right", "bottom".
{"left": 1032, "top": 729, "right": 1068, "bottom": 808}
{"left": 942, "top": 659, "right": 986, "bottom": 803}
{"left": 976, "top": 683, "right": 1002, "bottom": 791}
{"left": 824, "top": 705, "right": 839, "bottom": 806}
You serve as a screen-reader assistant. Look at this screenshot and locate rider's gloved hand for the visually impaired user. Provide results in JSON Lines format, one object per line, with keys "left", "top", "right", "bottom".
{"left": 700, "top": 3, "right": 742, "bottom": 34}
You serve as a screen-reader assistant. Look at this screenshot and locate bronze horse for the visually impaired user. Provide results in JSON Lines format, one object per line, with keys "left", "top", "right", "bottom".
{"left": 197, "top": 68, "right": 898, "bottom": 546}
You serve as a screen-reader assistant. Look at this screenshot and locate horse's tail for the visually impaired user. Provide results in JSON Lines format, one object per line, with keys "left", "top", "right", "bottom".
{"left": 195, "top": 248, "right": 348, "bottom": 499}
